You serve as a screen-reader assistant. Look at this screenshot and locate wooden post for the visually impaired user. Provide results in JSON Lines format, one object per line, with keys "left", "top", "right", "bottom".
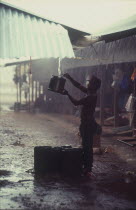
{"left": 133, "top": 78, "right": 136, "bottom": 136}
{"left": 28, "top": 57, "right": 32, "bottom": 112}
{"left": 17, "top": 83, "right": 19, "bottom": 103}
{"left": 100, "top": 66, "right": 105, "bottom": 126}
{"left": 114, "top": 88, "right": 119, "bottom": 127}
{"left": 28, "top": 73, "right": 31, "bottom": 112}
{"left": 37, "top": 81, "right": 39, "bottom": 98}
{"left": 16, "top": 67, "right": 19, "bottom": 103}
{"left": 19, "top": 65, "right": 22, "bottom": 106}
{"left": 32, "top": 80, "right": 34, "bottom": 102}
{"left": 39, "top": 82, "right": 41, "bottom": 95}
{"left": 33, "top": 81, "right": 36, "bottom": 102}
{"left": 35, "top": 81, "right": 37, "bottom": 100}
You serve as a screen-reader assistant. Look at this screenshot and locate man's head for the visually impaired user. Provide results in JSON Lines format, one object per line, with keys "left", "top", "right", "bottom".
{"left": 86, "top": 75, "right": 101, "bottom": 92}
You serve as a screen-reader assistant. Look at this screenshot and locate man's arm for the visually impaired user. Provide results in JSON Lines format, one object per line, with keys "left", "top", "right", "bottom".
{"left": 67, "top": 93, "right": 80, "bottom": 106}
{"left": 62, "top": 90, "right": 90, "bottom": 106}
{"left": 67, "top": 93, "right": 94, "bottom": 107}
{"left": 63, "top": 73, "right": 87, "bottom": 93}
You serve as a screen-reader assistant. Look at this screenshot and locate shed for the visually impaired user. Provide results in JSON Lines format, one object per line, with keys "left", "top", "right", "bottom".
{"left": 60, "top": 34, "right": 136, "bottom": 126}
{"left": 0, "top": 0, "right": 90, "bottom": 60}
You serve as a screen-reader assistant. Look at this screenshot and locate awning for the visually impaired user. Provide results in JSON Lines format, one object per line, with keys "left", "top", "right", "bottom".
{"left": 0, "top": 1, "right": 90, "bottom": 60}
{"left": 100, "top": 28, "right": 136, "bottom": 43}
{"left": 0, "top": 2, "right": 75, "bottom": 59}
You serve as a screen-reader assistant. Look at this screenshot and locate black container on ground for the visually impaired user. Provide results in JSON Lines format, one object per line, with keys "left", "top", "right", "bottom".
{"left": 34, "top": 146, "right": 62, "bottom": 174}
{"left": 61, "top": 147, "right": 83, "bottom": 177}
{"left": 34, "top": 146, "right": 83, "bottom": 176}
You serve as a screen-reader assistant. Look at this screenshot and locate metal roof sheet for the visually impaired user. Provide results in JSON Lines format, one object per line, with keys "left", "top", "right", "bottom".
{"left": 76, "top": 35, "right": 136, "bottom": 64}
{"left": 97, "top": 14, "right": 136, "bottom": 36}
{"left": 101, "top": 28, "right": 136, "bottom": 43}
{"left": 0, "top": 3, "right": 75, "bottom": 59}
{"left": 61, "top": 35, "right": 136, "bottom": 70}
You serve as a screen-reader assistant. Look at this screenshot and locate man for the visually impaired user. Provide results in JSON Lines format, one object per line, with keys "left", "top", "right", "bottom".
{"left": 130, "top": 68, "right": 136, "bottom": 137}
{"left": 61, "top": 73, "right": 101, "bottom": 177}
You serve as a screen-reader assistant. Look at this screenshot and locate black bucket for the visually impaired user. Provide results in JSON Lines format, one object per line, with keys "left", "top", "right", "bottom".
{"left": 48, "top": 75, "right": 66, "bottom": 93}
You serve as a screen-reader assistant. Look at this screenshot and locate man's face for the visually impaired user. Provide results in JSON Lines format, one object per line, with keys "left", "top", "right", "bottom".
{"left": 86, "top": 80, "right": 90, "bottom": 87}
{"left": 86, "top": 80, "right": 94, "bottom": 90}
{"left": 86, "top": 75, "right": 93, "bottom": 88}
{"left": 86, "top": 75, "right": 98, "bottom": 91}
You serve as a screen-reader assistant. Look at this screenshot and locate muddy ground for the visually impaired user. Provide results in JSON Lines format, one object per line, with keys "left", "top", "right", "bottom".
{"left": 0, "top": 111, "right": 136, "bottom": 210}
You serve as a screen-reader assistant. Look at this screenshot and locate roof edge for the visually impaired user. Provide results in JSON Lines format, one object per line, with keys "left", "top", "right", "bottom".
{"left": 100, "top": 27, "right": 136, "bottom": 42}
{"left": 0, "top": 0, "right": 90, "bottom": 37}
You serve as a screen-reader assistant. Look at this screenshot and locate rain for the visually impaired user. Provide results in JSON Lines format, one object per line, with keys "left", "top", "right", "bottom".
{"left": 0, "top": 0, "right": 136, "bottom": 209}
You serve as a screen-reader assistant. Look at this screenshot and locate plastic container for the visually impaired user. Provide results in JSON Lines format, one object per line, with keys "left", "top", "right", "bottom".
{"left": 48, "top": 75, "right": 66, "bottom": 93}
{"left": 34, "top": 146, "right": 62, "bottom": 174}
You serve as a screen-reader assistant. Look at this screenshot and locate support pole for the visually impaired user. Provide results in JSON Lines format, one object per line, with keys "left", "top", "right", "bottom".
{"left": 39, "top": 82, "right": 41, "bottom": 95}
{"left": 133, "top": 77, "right": 136, "bottom": 136}
{"left": 28, "top": 57, "right": 32, "bottom": 112}
{"left": 32, "top": 80, "right": 34, "bottom": 103}
{"left": 100, "top": 67, "right": 105, "bottom": 125}
{"left": 114, "top": 88, "right": 119, "bottom": 127}
{"left": 19, "top": 65, "right": 22, "bottom": 106}
{"left": 35, "top": 81, "right": 37, "bottom": 100}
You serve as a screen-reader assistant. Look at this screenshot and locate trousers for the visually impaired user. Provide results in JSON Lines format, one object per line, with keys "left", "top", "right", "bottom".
{"left": 80, "top": 122, "right": 96, "bottom": 172}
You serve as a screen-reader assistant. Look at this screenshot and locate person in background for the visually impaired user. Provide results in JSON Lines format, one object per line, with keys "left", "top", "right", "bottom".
{"left": 61, "top": 73, "right": 101, "bottom": 178}
{"left": 130, "top": 68, "right": 136, "bottom": 137}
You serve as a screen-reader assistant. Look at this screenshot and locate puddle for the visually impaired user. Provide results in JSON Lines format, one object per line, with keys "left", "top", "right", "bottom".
{"left": 0, "top": 170, "right": 12, "bottom": 177}
{"left": 0, "top": 180, "right": 14, "bottom": 188}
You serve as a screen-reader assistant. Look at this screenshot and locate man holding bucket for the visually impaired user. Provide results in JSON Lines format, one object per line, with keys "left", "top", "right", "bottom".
{"left": 61, "top": 73, "right": 101, "bottom": 177}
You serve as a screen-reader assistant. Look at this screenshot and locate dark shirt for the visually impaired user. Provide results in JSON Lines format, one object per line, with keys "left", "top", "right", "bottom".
{"left": 76, "top": 94, "right": 97, "bottom": 123}
{"left": 70, "top": 81, "right": 97, "bottom": 123}
{"left": 80, "top": 94, "right": 97, "bottom": 123}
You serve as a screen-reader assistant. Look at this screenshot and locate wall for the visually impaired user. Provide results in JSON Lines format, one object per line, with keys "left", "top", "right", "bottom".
{"left": 0, "top": 66, "right": 17, "bottom": 110}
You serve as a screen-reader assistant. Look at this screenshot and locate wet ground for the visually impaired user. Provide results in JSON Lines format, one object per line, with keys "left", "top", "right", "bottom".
{"left": 0, "top": 111, "right": 136, "bottom": 210}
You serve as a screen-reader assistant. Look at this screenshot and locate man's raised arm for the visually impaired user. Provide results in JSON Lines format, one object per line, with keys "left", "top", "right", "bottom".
{"left": 61, "top": 90, "right": 88, "bottom": 106}
{"left": 63, "top": 73, "right": 87, "bottom": 93}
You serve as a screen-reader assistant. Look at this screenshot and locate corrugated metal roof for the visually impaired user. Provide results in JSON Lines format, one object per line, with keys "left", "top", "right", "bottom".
{"left": 97, "top": 14, "right": 136, "bottom": 36}
{"left": 100, "top": 28, "right": 136, "bottom": 43}
{"left": 61, "top": 35, "right": 136, "bottom": 70}
{"left": 0, "top": 3, "right": 75, "bottom": 59}
{"left": 0, "top": 1, "right": 90, "bottom": 41}
{"left": 75, "top": 35, "right": 136, "bottom": 64}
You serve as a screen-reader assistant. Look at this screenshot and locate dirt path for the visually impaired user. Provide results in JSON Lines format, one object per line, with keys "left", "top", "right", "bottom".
{"left": 0, "top": 111, "right": 136, "bottom": 210}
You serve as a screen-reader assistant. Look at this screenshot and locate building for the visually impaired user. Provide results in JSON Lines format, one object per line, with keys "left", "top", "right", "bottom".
{"left": 0, "top": 0, "right": 89, "bottom": 110}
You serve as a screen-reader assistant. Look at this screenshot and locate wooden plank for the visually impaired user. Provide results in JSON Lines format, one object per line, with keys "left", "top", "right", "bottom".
{"left": 112, "top": 125, "right": 131, "bottom": 133}
{"left": 117, "top": 138, "right": 136, "bottom": 147}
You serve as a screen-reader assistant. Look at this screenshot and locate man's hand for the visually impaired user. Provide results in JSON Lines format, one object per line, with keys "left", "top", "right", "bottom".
{"left": 60, "top": 89, "right": 68, "bottom": 95}
{"left": 63, "top": 73, "right": 71, "bottom": 80}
